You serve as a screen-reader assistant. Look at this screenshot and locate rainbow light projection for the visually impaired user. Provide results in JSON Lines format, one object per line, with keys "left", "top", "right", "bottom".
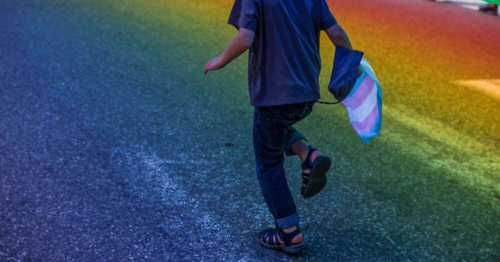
{"left": 76, "top": 0, "right": 499, "bottom": 255}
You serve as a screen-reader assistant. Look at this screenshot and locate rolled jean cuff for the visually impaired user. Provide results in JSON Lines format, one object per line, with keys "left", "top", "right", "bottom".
{"left": 284, "top": 134, "right": 307, "bottom": 157}
{"left": 275, "top": 213, "right": 300, "bottom": 229}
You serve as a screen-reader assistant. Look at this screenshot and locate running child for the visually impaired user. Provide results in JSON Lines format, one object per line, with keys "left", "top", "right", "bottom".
{"left": 205, "top": 0, "right": 359, "bottom": 254}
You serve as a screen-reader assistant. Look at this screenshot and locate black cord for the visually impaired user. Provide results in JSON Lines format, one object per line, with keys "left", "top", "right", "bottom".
{"left": 317, "top": 100, "right": 341, "bottom": 105}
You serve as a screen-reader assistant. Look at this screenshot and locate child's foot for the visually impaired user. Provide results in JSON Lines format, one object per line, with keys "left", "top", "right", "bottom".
{"left": 259, "top": 225, "right": 305, "bottom": 254}
{"left": 301, "top": 145, "right": 331, "bottom": 198}
{"left": 301, "top": 150, "right": 320, "bottom": 191}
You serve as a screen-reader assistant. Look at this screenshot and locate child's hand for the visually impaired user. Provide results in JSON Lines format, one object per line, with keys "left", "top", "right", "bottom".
{"left": 204, "top": 57, "right": 224, "bottom": 74}
{"left": 358, "top": 65, "right": 364, "bottom": 78}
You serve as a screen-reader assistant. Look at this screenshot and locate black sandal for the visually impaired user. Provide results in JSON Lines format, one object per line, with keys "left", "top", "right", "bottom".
{"left": 259, "top": 226, "right": 305, "bottom": 254}
{"left": 301, "top": 145, "right": 331, "bottom": 198}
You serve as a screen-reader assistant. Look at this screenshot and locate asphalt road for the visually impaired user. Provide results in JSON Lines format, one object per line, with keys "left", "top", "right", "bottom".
{"left": 1, "top": 0, "right": 499, "bottom": 261}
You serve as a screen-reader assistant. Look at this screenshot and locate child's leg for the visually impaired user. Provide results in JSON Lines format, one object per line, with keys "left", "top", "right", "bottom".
{"left": 254, "top": 103, "right": 323, "bottom": 252}
{"left": 282, "top": 115, "right": 331, "bottom": 199}
{"left": 253, "top": 106, "right": 299, "bottom": 229}
{"left": 284, "top": 127, "right": 323, "bottom": 163}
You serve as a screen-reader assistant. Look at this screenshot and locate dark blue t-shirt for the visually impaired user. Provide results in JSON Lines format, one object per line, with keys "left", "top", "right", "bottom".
{"left": 228, "top": 0, "right": 337, "bottom": 106}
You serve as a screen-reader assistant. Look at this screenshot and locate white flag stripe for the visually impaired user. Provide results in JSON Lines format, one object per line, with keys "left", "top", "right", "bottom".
{"left": 347, "top": 82, "right": 378, "bottom": 123}
{"left": 361, "top": 58, "right": 378, "bottom": 82}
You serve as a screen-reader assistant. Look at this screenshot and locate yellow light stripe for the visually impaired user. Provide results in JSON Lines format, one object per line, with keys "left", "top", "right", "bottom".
{"left": 454, "top": 79, "right": 500, "bottom": 101}
{"left": 384, "top": 104, "right": 500, "bottom": 191}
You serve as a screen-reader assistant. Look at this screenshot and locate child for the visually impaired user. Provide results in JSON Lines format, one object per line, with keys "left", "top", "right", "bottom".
{"left": 205, "top": 0, "right": 359, "bottom": 254}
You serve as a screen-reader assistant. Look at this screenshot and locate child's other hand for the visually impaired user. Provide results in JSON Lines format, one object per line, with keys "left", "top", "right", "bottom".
{"left": 358, "top": 65, "right": 364, "bottom": 78}
{"left": 204, "top": 57, "right": 224, "bottom": 74}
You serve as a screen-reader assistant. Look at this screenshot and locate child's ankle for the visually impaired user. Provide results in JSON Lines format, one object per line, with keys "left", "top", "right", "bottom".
{"left": 282, "top": 225, "right": 297, "bottom": 233}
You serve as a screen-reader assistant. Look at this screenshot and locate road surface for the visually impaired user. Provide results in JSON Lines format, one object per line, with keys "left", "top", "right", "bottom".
{"left": 1, "top": 0, "right": 499, "bottom": 261}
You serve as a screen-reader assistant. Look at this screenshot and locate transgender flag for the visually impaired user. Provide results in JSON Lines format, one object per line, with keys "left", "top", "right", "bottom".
{"left": 342, "top": 58, "right": 383, "bottom": 144}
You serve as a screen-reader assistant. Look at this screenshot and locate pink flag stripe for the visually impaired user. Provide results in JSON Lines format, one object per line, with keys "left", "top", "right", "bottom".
{"left": 342, "top": 76, "right": 376, "bottom": 111}
{"left": 347, "top": 85, "right": 378, "bottom": 122}
{"left": 350, "top": 104, "right": 380, "bottom": 133}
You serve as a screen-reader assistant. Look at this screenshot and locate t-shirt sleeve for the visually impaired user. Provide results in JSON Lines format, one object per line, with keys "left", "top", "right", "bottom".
{"left": 319, "top": 0, "right": 337, "bottom": 31}
{"left": 228, "top": 0, "right": 259, "bottom": 32}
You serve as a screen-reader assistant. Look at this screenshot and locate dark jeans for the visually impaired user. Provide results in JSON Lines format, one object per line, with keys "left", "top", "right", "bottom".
{"left": 253, "top": 101, "right": 316, "bottom": 229}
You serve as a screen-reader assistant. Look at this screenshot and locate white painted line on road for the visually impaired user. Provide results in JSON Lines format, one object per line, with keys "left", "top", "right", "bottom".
{"left": 434, "top": 0, "right": 492, "bottom": 11}
{"left": 110, "top": 147, "right": 261, "bottom": 260}
{"left": 438, "top": 0, "right": 487, "bottom": 3}
{"left": 454, "top": 79, "right": 500, "bottom": 101}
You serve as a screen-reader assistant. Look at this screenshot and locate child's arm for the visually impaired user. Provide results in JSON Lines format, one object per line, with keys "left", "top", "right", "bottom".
{"left": 325, "top": 24, "right": 353, "bottom": 50}
{"left": 325, "top": 24, "right": 364, "bottom": 77}
{"left": 204, "top": 28, "right": 255, "bottom": 74}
